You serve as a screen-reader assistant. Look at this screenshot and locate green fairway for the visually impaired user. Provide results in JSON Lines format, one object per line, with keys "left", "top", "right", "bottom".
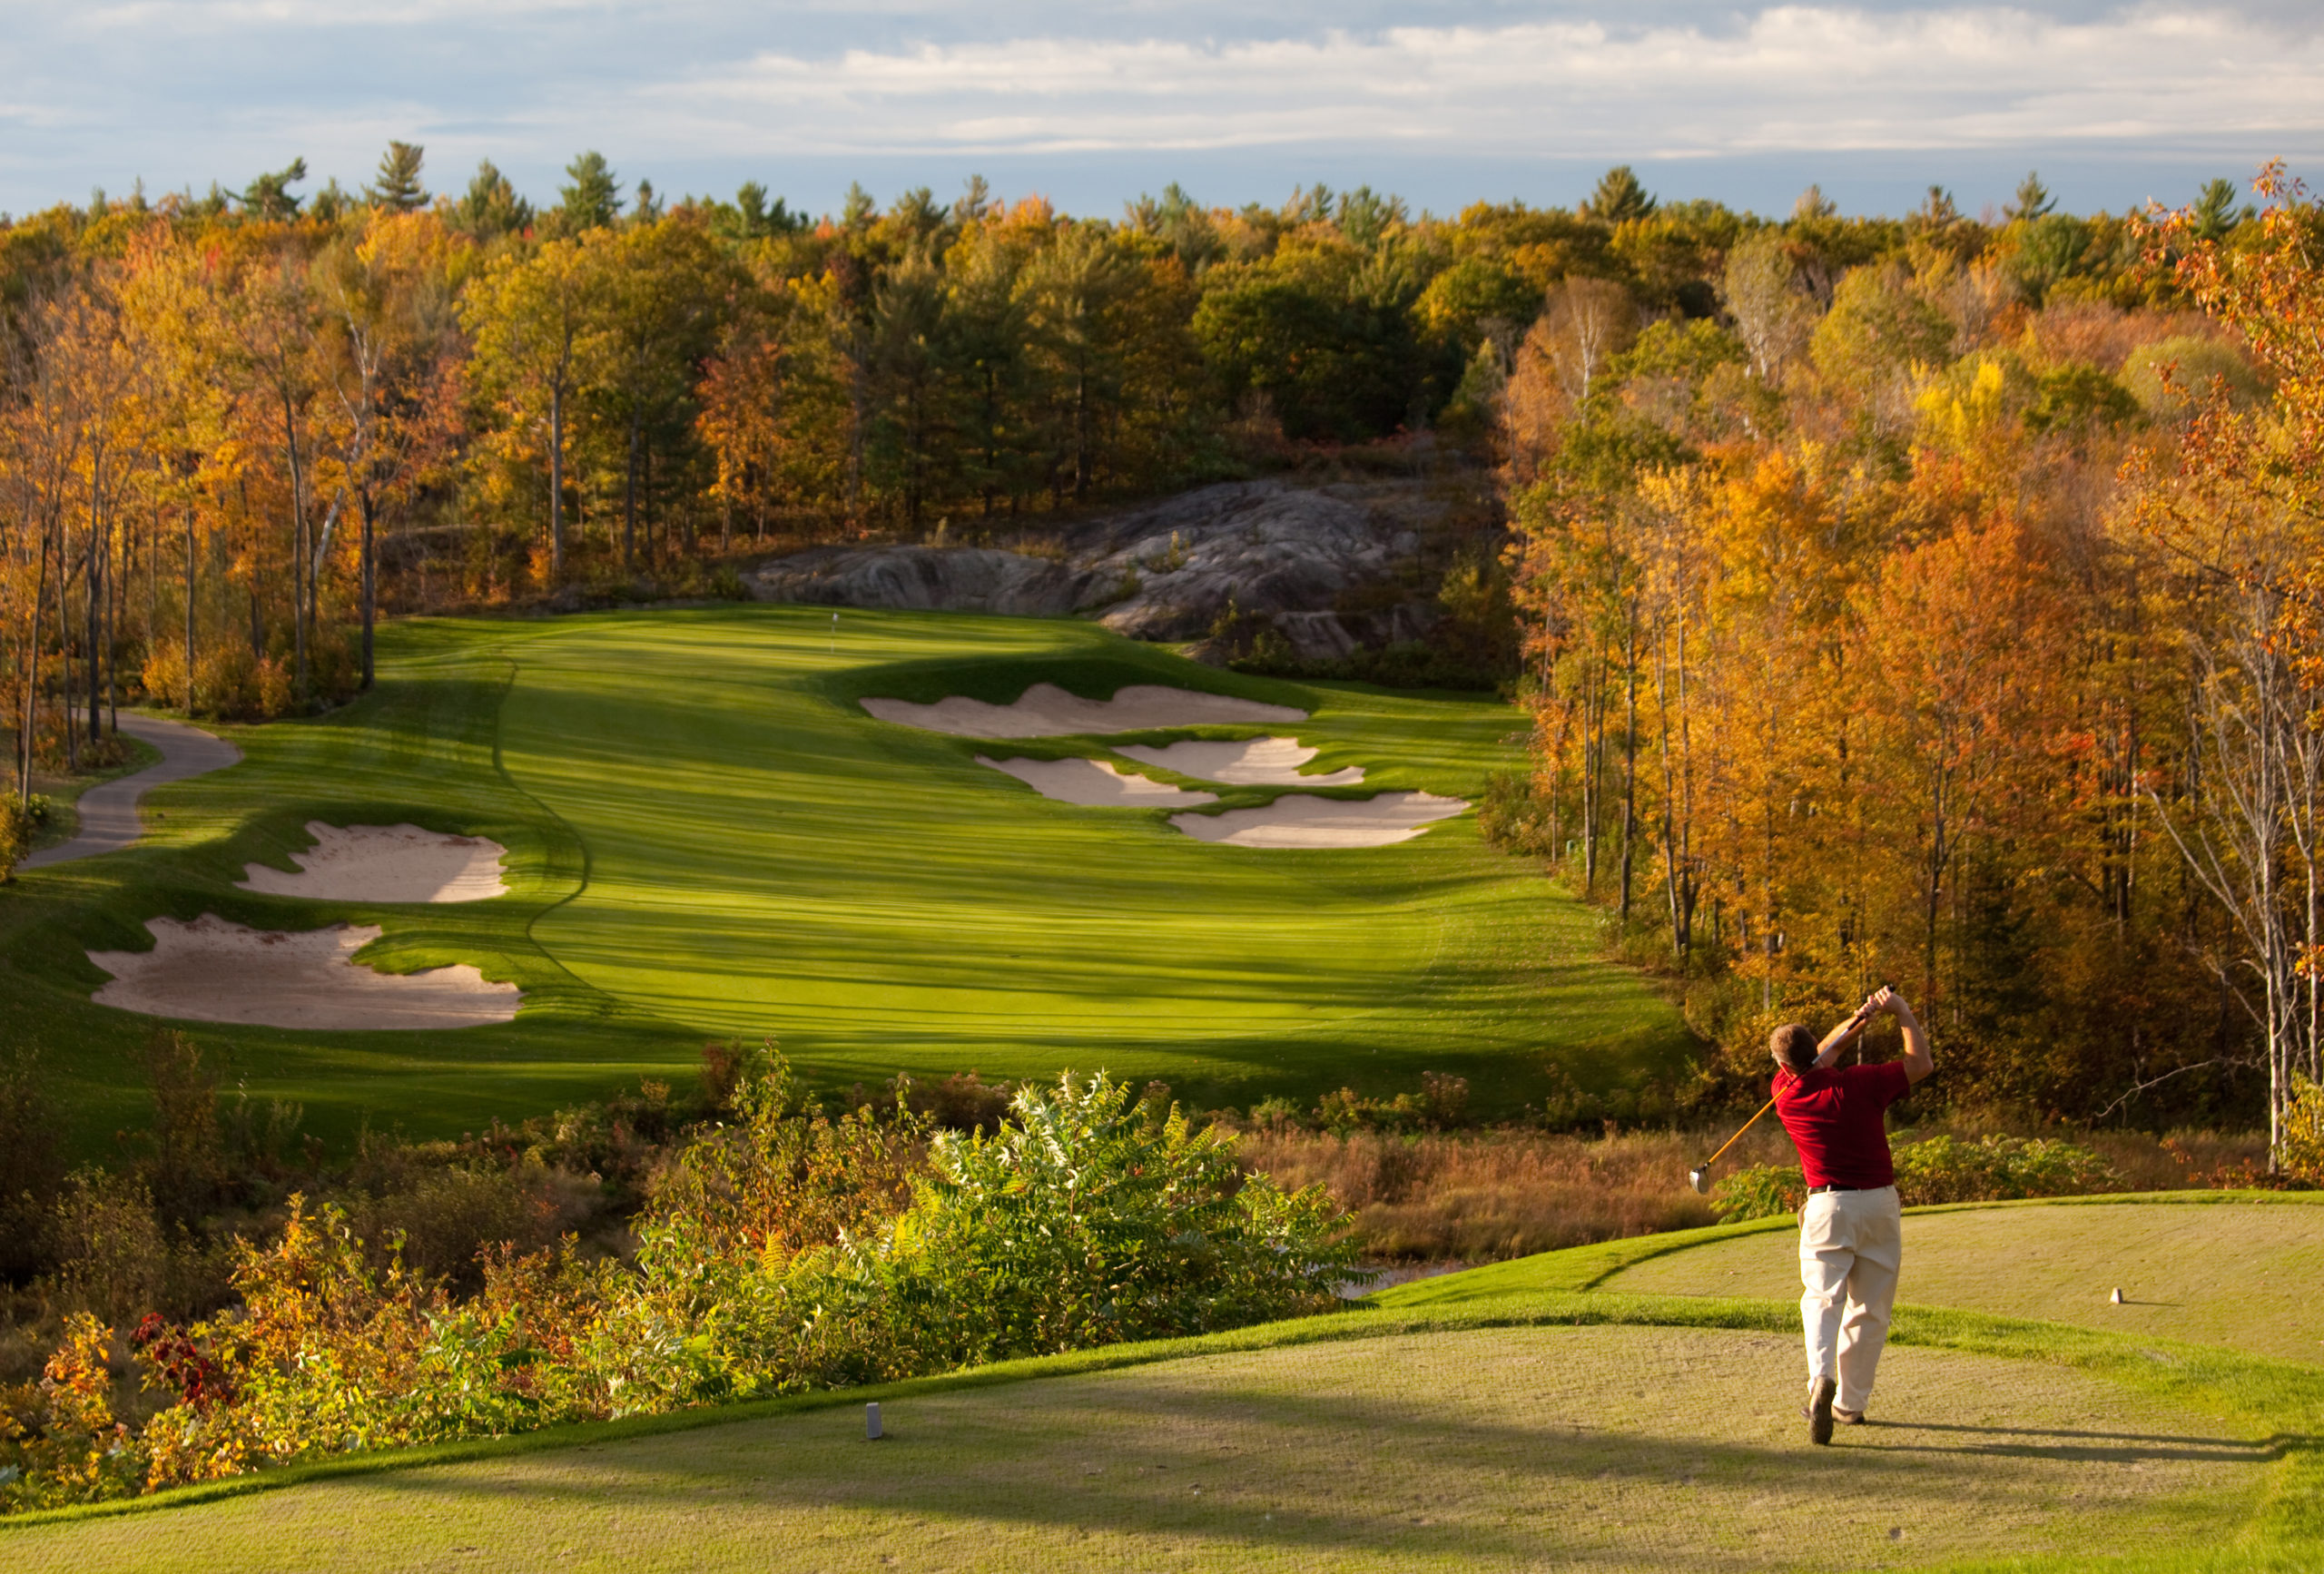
{"left": 497, "top": 605, "right": 1682, "bottom": 1098}
{"left": 0, "top": 618, "right": 698, "bottom": 1155}
{"left": 1, "top": 605, "right": 1689, "bottom": 1155}
{"left": 1591, "top": 1195, "right": 2324, "bottom": 1368}
{"left": 3, "top": 1305, "right": 2299, "bottom": 1572}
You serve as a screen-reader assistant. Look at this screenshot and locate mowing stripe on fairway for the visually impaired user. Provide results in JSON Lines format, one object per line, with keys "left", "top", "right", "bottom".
{"left": 1, "top": 606, "right": 1689, "bottom": 1156}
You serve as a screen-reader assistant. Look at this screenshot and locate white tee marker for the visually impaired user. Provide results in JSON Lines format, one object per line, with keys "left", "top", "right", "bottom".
{"left": 866, "top": 1401, "right": 882, "bottom": 1440}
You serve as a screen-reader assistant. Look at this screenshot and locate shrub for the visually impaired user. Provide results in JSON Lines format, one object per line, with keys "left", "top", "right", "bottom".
{"left": 1312, "top": 1074, "right": 1472, "bottom": 1135}
{"left": 1714, "top": 1134, "right": 2123, "bottom": 1221}
{"left": 1, "top": 1054, "right": 1354, "bottom": 1511}
{"left": 1477, "top": 769, "right": 1558, "bottom": 857}
{"left": 1711, "top": 1163, "right": 1808, "bottom": 1223}
{"left": 835, "top": 1071, "right": 1354, "bottom": 1371}
{"left": 0, "top": 798, "right": 29, "bottom": 881}
{"left": 141, "top": 640, "right": 191, "bottom": 711}
{"left": 2283, "top": 1076, "right": 2324, "bottom": 1185}
{"left": 349, "top": 1164, "right": 572, "bottom": 1294}
{"left": 140, "top": 1031, "right": 229, "bottom": 1228}
{"left": 1892, "top": 1134, "right": 2123, "bottom": 1205}
{"left": 0, "top": 1313, "right": 144, "bottom": 1512}
{"left": 130, "top": 1200, "right": 616, "bottom": 1489}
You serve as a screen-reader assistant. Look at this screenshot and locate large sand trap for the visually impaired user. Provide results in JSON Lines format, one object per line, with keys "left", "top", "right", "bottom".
{"left": 237, "top": 821, "right": 508, "bottom": 903}
{"left": 1115, "top": 735, "right": 1364, "bottom": 787}
{"left": 1169, "top": 791, "right": 1468, "bottom": 849}
{"left": 88, "top": 914, "right": 521, "bottom": 1029}
{"left": 862, "top": 683, "right": 1304, "bottom": 739}
{"left": 976, "top": 756, "right": 1219, "bottom": 808}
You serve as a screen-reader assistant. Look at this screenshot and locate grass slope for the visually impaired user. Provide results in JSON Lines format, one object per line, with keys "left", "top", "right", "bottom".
{"left": 1594, "top": 1195, "right": 2324, "bottom": 1367}
{"left": 1, "top": 605, "right": 1688, "bottom": 1155}
{"left": 500, "top": 605, "right": 1685, "bottom": 1107}
{"left": 0, "top": 619, "right": 699, "bottom": 1156}
{"left": 1378, "top": 1191, "right": 2324, "bottom": 1362}
{"left": 5, "top": 1292, "right": 2309, "bottom": 1572}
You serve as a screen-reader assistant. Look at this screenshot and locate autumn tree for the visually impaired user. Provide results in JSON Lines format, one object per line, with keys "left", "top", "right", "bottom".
{"left": 463, "top": 239, "right": 598, "bottom": 577}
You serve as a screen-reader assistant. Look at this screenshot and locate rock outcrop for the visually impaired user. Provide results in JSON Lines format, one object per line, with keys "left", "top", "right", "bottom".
{"left": 748, "top": 480, "right": 1448, "bottom": 661}
{"left": 751, "top": 545, "right": 1093, "bottom": 616}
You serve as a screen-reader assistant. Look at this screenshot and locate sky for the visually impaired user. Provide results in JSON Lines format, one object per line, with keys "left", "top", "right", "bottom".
{"left": 2, "top": 2, "right": 2318, "bottom": 223}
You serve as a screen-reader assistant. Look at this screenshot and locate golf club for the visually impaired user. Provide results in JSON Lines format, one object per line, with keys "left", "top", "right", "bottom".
{"left": 1687, "top": 984, "right": 1891, "bottom": 1194}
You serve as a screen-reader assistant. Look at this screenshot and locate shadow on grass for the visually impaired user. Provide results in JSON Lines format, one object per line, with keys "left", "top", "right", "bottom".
{"left": 323, "top": 1376, "right": 2266, "bottom": 1565}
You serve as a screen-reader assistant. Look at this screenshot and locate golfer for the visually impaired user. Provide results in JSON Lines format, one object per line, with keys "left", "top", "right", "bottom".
{"left": 1769, "top": 986, "right": 1932, "bottom": 1445}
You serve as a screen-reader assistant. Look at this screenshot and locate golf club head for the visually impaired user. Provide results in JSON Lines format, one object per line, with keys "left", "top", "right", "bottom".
{"left": 1688, "top": 1166, "right": 1709, "bottom": 1194}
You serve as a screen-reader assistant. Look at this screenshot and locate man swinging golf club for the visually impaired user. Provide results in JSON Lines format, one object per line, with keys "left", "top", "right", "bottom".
{"left": 1770, "top": 985, "right": 1932, "bottom": 1445}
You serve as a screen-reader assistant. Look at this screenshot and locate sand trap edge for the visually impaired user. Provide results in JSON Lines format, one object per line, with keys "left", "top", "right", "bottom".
{"left": 236, "top": 821, "right": 511, "bottom": 904}
{"left": 87, "top": 914, "right": 522, "bottom": 1031}
{"left": 1168, "top": 791, "right": 1471, "bottom": 850}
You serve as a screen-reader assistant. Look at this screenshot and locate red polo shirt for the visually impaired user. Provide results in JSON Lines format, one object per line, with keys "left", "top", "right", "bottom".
{"left": 1773, "top": 1061, "right": 1911, "bottom": 1189}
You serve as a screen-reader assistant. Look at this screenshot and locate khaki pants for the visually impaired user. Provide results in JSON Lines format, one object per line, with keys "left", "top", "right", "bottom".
{"left": 1797, "top": 1185, "right": 1902, "bottom": 1414}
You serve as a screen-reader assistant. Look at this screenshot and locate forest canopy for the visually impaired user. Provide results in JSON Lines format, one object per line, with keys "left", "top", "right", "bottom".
{"left": 2, "top": 147, "right": 2316, "bottom": 1150}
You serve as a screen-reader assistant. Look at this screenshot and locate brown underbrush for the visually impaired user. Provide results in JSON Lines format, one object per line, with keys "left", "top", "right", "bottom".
{"left": 1237, "top": 1118, "right": 2275, "bottom": 1264}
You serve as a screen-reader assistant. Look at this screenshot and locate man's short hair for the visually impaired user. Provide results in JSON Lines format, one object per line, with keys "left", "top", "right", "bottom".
{"left": 1769, "top": 1023, "right": 1819, "bottom": 1074}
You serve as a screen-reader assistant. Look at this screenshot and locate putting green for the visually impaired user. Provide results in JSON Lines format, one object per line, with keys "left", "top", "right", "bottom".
{"left": 1595, "top": 1197, "right": 2324, "bottom": 1368}
{"left": 1, "top": 1323, "right": 2269, "bottom": 1572}
{"left": 2, "top": 605, "right": 1689, "bottom": 1154}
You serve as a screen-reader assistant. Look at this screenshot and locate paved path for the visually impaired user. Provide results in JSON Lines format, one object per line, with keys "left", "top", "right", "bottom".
{"left": 20, "top": 713, "right": 241, "bottom": 869}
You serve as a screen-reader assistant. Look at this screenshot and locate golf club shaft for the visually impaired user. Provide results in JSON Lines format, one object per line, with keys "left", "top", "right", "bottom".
{"left": 1699, "top": 987, "right": 1889, "bottom": 1176}
{"left": 1701, "top": 1095, "right": 1777, "bottom": 1170}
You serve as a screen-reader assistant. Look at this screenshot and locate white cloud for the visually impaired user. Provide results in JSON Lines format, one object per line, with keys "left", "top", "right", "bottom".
{"left": 0, "top": 2, "right": 2314, "bottom": 213}
{"left": 649, "top": 7, "right": 2324, "bottom": 157}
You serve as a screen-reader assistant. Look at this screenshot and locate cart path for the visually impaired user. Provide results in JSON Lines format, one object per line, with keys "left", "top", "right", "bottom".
{"left": 21, "top": 714, "right": 240, "bottom": 869}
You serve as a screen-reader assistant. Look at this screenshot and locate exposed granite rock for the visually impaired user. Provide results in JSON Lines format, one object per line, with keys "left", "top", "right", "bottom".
{"left": 750, "top": 545, "right": 1096, "bottom": 615}
{"left": 747, "top": 479, "right": 1450, "bottom": 661}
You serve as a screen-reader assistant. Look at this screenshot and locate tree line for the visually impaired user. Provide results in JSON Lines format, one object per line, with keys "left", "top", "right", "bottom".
{"left": 1492, "top": 162, "right": 2321, "bottom": 1164}
{"left": 2, "top": 149, "right": 2232, "bottom": 755}
{"left": 5, "top": 143, "right": 2313, "bottom": 1156}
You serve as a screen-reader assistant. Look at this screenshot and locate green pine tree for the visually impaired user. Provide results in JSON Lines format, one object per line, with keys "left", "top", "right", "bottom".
{"left": 451, "top": 160, "right": 536, "bottom": 241}
{"left": 557, "top": 151, "right": 622, "bottom": 231}
{"left": 2007, "top": 171, "right": 2056, "bottom": 221}
{"left": 239, "top": 157, "right": 307, "bottom": 220}
{"left": 365, "top": 141, "right": 428, "bottom": 212}
{"left": 1583, "top": 165, "right": 1658, "bottom": 225}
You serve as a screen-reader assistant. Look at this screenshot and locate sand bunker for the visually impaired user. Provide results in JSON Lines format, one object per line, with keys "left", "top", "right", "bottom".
{"left": 1169, "top": 791, "right": 1468, "bottom": 849}
{"left": 237, "top": 822, "right": 508, "bottom": 903}
{"left": 977, "top": 756, "right": 1219, "bottom": 808}
{"left": 862, "top": 683, "right": 1304, "bottom": 739}
{"left": 89, "top": 914, "right": 521, "bottom": 1030}
{"left": 1115, "top": 735, "right": 1364, "bottom": 787}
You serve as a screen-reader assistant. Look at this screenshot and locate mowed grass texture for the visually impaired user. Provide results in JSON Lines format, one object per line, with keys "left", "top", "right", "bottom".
{"left": 499, "top": 605, "right": 1684, "bottom": 1103}
{"left": 0, "top": 620, "right": 701, "bottom": 1154}
{"left": 2, "top": 1323, "right": 2273, "bottom": 1574}
{"left": 1597, "top": 1195, "right": 2324, "bottom": 1368}
{"left": 1, "top": 605, "right": 1688, "bottom": 1154}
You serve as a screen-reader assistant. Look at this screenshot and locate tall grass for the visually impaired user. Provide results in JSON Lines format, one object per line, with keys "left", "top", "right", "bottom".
{"left": 1236, "top": 1119, "right": 2273, "bottom": 1263}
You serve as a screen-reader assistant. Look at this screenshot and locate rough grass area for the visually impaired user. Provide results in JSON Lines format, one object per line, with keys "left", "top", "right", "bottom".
{"left": 0, "top": 1321, "right": 2272, "bottom": 1573}
{"left": 1595, "top": 1195, "right": 2324, "bottom": 1367}
{"left": 1240, "top": 1126, "right": 1734, "bottom": 1260}
{"left": 1237, "top": 1123, "right": 2273, "bottom": 1266}
{"left": 1, "top": 605, "right": 1689, "bottom": 1156}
